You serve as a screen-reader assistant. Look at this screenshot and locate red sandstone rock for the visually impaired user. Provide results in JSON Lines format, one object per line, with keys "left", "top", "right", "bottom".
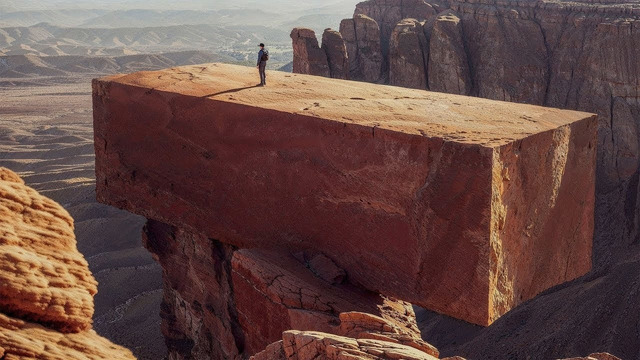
{"left": 303, "top": 252, "right": 346, "bottom": 285}
{"left": 389, "top": 18, "right": 428, "bottom": 89}
{"left": 427, "top": 11, "right": 471, "bottom": 95}
{"left": 355, "top": 0, "right": 438, "bottom": 61}
{"left": 143, "top": 220, "right": 429, "bottom": 359}
{"left": 255, "top": 330, "right": 438, "bottom": 360}
{"left": 300, "top": 0, "right": 640, "bottom": 268}
{"left": 322, "top": 29, "right": 349, "bottom": 80}
{"left": 339, "top": 14, "right": 383, "bottom": 82}
{"left": 94, "top": 63, "right": 596, "bottom": 326}
{"left": 0, "top": 167, "right": 97, "bottom": 333}
{"left": 559, "top": 353, "right": 621, "bottom": 360}
{"left": 0, "top": 313, "right": 134, "bottom": 360}
{"left": 0, "top": 167, "right": 134, "bottom": 360}
{"left": 291, "top": 28, "right": 330, "bottom": 77}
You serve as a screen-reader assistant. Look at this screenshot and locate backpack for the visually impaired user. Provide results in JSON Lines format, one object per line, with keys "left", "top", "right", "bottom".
{"left": 261, "top": 50, "right": 269, "bottom": 62}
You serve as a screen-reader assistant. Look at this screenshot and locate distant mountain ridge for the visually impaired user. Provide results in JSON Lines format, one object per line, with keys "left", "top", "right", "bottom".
{"left": 0, "top": 23, "right": 292, "bottom": 64}
{"left": 0, "top": 51, "right": 234, "bottom": 78}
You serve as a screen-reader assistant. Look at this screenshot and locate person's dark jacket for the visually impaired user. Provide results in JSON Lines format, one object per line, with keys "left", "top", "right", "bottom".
{"left": 257, "top": 49, "right": 268, "bottom": 66}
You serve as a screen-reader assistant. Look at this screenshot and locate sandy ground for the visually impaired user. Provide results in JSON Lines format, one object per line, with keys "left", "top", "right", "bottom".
{"left": 0, "top": 76, "right": 166, "bottom": 359}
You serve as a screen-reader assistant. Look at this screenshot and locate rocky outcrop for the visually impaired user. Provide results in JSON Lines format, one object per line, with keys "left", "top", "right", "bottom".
{"left": 251, "top": 332, "right": 623, "bottom": 360}
{"left": 340, "top": 15, "right": 384, "bottom": 82}
{"left": 0, "top": 167, "right": 97, "bottom": 333}
{"left": 322, "top": 29, "right": 349, "bottom": 79}
{"left": 290, "top": 28, "right": 330, "bottom": 77}
{"left": 252, "top": 331, "right": 438, "bottom": 360}
{"left": 143, "top": 219, "right": 433, "bottom": 359}
{"left": 0, "top": 167, "right": 134, "bottom": 359}
{"left": 93, "top": 63, "right": 596, "bottom": 327}
{"left": 427, "top": 10, "right": 471, "bottom": 95}
{"left": 389, "top": 18, "right": 428, "bottom": 89}
{"left": 559, "top": 354, "right": 621, "bottom": 360}
{"left": 354, "top": 0, "right": 439, "bottom": 61}
{"left": 144, "top": 221, "right": 437, "bottom": 359}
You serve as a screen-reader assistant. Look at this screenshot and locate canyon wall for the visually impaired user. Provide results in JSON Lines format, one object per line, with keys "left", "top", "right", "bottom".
{"left": 0, "top": 167, "right": 134, "bottom": 360}
{"left": 93, "top": 63, "right": 598, "bottom": 358}
{"left": 290, "top": 0, "right": 640, "bottom": 358}
{"left": 291, "top": 0, "right": 640, "bottom": 270}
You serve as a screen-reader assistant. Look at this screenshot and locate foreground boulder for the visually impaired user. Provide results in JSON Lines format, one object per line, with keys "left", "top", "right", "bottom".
{"left": 0, "top": 167, "right": 134, "bottom": 359}
{"left": 93, "top": 63, "right": 596, "bottom": 326}
{"left": 252, "top": 331, "right": 438, "bottom": 360}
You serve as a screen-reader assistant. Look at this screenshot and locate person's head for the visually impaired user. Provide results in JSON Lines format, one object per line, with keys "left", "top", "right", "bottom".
{"left": 259, "top": 43, "right": 265, "bottom": 49}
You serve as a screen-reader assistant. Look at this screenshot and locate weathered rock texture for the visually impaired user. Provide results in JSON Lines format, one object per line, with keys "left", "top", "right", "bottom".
{"left": 290, "top": 0, "right": 640, "bottom": 358}
{"left": 0, "top": 167, "right": 97, "bottom": 333}
{"left": 290, "top": 28, "right": 330, "bottom": 77}
{"left": 559, "top": 354, "right": 621, "bottom": 360}
{"left": 93, "top": 63, "right": 596, "bottom": 327}
{"left": 0, "top": 167, "right": 134, "bottom": 359}
{"left": 250, "top": 332, "right": 622, "bottom": 360}
{"left": 252, "top": 331, "right": 438, "bottom": 360}
{"left": 427, "top": 10, "right": 471, "bottom": 95}
{"left": 293, "top": 0, "right": 640, "bottom": 269}
{"left": 143, "top": 221, "right": 438, "bottom": 359}
{"left": 339, "top": 15, "right": 384, "bottom": 82}
{"left": 389, "top": 18, "right": 429, "bottom": 89}
{"left": 322, "top": 29, "right": 349, "bottom": 79}
{"left": 143, "top": 219, "right": 435, "bottom": 359}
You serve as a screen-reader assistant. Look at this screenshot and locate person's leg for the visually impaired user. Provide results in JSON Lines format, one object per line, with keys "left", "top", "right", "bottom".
{"left": 260, "top": 63, "right": 266, "bottom": 85}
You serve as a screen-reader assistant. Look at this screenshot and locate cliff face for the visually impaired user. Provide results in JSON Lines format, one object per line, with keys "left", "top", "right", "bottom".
{"left": 291, "top": 0, "right": 640, "bottom": 270}
{"left": 0, "top": 167, "right": 134, "bottom": 360}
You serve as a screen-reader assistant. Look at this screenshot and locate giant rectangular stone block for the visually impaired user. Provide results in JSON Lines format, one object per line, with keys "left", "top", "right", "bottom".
{"left": 93, "top": 63, "right": 596, "bottom": 325}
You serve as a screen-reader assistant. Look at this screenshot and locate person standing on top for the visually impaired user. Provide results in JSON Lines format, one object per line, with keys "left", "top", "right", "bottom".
{"left": 257, "top": 43, "right": 269, "bottom": 86}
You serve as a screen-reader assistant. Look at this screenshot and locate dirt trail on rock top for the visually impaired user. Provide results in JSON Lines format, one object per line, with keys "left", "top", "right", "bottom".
{"left": 0, "top": 77, "right": 165, "bottom": 360}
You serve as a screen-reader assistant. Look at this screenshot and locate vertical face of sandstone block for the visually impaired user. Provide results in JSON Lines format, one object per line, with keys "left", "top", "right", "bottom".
{"left": 94, "top": 63, "right": 596, "bottom": 325}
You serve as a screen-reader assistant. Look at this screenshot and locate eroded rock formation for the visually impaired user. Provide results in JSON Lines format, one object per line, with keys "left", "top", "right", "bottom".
{"left": 0, "top": 167, "right": 134, "bottom": 360}
{"left": 339, "top": 15, "right": 384, "bottom": 82}
{"left": 322, "top": 29, "right": 349, "bottom": 79}
{"left": 93, "top": 62, "right": 596, "bottom": 331}
{"left": 290, "top": 28, "right": 330, "bottom": 77}
{"left": 389, "top": 18, "right": 428, "bottom": 89}
{"left": 252, "top": 331, "right": 438, "bottom": 360}
{"left": 427, "top": 10, "right": 470, "bottom": 95}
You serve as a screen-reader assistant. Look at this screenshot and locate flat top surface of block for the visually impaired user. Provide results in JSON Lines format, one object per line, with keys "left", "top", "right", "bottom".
{"left": 101, "top": 63, "right": 593, "bottom": 147}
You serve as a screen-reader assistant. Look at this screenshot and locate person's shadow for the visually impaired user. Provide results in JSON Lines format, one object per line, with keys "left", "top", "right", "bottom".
{"left": 201, "top": 85, "right": 262, "bottom": 98}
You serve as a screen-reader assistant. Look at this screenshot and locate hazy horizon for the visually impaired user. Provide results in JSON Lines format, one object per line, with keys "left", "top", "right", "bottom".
{"left": 2, "top": 0, "right": 362, "bottom": 13}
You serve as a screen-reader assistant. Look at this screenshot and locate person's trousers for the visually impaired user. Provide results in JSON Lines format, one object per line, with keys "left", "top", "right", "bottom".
{"left": 259, "top": 62, "right": 267, "bottom": 85}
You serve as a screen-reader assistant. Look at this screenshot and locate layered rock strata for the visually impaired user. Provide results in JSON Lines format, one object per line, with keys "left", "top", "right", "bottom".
{"left": 93, "top": 63, "right": 596, "bottom": 326}
{"left": 0, "top": 167, "right": 134, "bottom": 360}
